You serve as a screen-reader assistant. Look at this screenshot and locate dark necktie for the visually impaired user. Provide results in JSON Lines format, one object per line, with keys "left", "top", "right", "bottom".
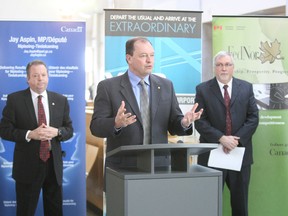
{"left": 223, "top": 85, "right": 232, "bottom": 135}
{"left": 38, "top": 95, "right": 50, "bottom": 161}
{"left": 139, "top": 80, "right": 151, "bottom": 144}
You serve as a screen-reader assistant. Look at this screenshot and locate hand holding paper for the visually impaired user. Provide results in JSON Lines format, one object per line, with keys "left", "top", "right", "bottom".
{"left": 219, "top": 135, "right": 240, "bottom": 153}
{"left": 208, "top": 144, "right": 245, "bottom": 171}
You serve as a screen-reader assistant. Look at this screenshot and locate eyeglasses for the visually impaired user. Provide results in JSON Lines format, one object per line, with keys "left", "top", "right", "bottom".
{"left": 215, "top": 63, "right": 233, "bottom": 68}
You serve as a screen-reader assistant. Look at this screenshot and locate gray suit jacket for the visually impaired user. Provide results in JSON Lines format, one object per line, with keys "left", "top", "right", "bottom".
{"left": 195, "top": 77, "right": 259, "bottom": 167}
{"left": 90, "top": 72, "right": 192, "bottom": 168}
{"left": 0, "top": 88, "right": 73, "bottom": 185}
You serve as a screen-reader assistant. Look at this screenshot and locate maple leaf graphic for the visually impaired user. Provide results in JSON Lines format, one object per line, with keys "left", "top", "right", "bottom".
{"left": 259, "top": 39, "right": 282, "bottom": 64}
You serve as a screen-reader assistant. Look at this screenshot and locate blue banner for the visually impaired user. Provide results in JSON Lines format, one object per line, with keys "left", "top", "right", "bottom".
{"left": 104, "top": 9, "right": 202, "bottom": 215}
{"left": 0, "top": 21, "right": 86, "bottom": 216}
{"left": 105, "top": 9, "right": 202, "bottom": 114}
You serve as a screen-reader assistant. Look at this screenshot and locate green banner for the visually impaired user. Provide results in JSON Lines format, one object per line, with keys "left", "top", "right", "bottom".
{"left": 213, "top": 16, "right": 288, "bottom": 216}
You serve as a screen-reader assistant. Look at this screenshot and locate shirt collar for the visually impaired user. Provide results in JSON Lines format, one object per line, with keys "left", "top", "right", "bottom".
{"left": 30, "top": 89, "right": 48, "bottom": 100}
{"left": 217, "top": 78, "right": 233, "bottom": 89}
{"left": 128, "top": 70, "right": 150, "bottom": 87}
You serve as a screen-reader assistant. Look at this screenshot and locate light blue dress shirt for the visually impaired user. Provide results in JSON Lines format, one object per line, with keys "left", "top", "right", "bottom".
{"left": 128, "top": 70, "right": 150, "bottom": 109}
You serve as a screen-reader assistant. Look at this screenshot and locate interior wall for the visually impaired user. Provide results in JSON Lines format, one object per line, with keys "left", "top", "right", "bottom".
{"left": 202, "top": 22, "right": 213, "bottom": 82}
{"left": 0, "top": 0, "right": 286, "bottom": 97}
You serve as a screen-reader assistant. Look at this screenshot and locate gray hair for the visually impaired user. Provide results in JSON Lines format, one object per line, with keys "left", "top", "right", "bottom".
{"left": 213, "top": 51, "right": 234, "bottom": 68}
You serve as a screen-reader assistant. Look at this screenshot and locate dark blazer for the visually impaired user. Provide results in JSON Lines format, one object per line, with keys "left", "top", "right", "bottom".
{"left": 0, "top": 88, "right": 73, "bottom": 185}
{"left": 90, "top": 72, "right": 192, "bottom": 168}
{"left": 195, "top": 77, "right": 259, "bottom": 167}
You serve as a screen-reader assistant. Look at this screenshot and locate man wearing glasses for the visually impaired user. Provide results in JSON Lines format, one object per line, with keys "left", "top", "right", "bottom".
{"left": 194, "top": 51, "right": 259, "bottom": 216}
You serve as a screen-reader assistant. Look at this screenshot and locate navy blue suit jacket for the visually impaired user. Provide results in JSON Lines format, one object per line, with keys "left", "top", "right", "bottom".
{"left": 195, "top": 77, "right": 259, "bottom": 167}
{"left": 0, "top": 88, "right": 73, "bottom": 185}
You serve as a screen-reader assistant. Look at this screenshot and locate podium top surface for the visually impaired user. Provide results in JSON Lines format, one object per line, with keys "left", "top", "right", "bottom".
{"left": 107, "top": 143, "right": 218, "bottom": 158}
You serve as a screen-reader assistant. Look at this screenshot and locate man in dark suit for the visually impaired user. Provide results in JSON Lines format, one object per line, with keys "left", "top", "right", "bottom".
{"left": 90, "top": 37, "right": 203, "bottom": 170}
{"left": 0, "top": 60, "right": 73, "bottom": 216}
{"left": 195, "top": 51, "right": 259, "bottom": 216}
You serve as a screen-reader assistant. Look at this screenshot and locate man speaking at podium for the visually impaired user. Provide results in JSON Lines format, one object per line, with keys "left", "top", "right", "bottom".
{"left": 90, "top": 37, "right": 203, "bottom": 171}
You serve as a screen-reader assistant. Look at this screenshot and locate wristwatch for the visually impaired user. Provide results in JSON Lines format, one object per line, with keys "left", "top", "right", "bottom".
{"left": 58, "top": 128, "right": 62, "bottom": 137}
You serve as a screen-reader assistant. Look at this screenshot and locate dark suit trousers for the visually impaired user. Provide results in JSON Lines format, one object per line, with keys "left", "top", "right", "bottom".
{"left": 222, "top": 165, "right": 251, "bottom": 216}
{"left": 15, "top": 153, "right": 63, "bottom": 216}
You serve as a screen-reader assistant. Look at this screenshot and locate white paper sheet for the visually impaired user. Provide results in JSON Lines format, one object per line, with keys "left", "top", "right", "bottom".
{"left": 208, "top": 145, "right": 245, "bottom": 171}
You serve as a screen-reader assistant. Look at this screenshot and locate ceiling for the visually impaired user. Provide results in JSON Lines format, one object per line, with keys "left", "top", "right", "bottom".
{"left": 0, "top": 0, "right": 285, "bottom": 42}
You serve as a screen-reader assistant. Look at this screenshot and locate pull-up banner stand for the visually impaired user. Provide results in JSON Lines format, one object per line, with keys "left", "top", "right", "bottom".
{"left": 104, "top": 9, "right": 203, "bottom": 114}
{"left": 212, "top": 16, "right": 288, "bottom": 216}
{"left": 0, "top": 21, "right": 86, "bottom": 216}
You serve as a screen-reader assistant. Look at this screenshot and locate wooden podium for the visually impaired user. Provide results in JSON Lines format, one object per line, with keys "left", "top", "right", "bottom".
{"left": 106, "top": 143, "right": 222, "bottom": 216}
